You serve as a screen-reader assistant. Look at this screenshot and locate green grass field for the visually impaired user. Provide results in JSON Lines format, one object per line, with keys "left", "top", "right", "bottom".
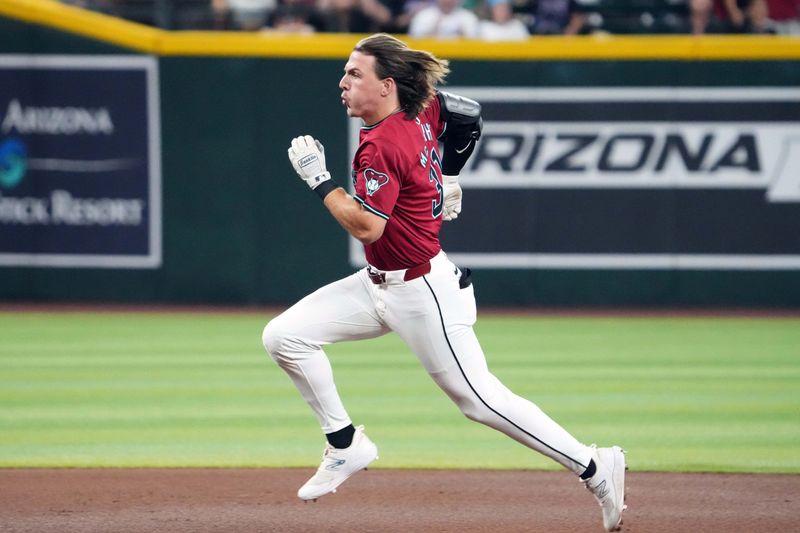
{"left": 1, "top": 310, "right": 798, "bottom": 473}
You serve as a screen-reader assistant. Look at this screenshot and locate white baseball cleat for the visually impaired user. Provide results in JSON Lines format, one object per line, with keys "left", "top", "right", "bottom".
{"left": 297, "top": 425, "right": 378, "bottom": 501}
{"left": 583, "top": 445, "right": 627, "bottom": 531}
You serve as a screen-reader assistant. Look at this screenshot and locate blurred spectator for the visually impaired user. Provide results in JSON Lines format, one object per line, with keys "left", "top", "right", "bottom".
{"left": 69, "top": 0, "right": 785, "bottom": 34}
{"left": 749, "top": 0, "right": 771, "bottom": 29}
{"left": 65, "top": 0, "right": 219, "bottom": 29}
{"left": 408, "top": 0, "right": 480, "bottom": 38}
{"left": 317, "top": 0, "right": 405, "bottom": 32}
{"left": 318, "top": 0, "right": 370, "bottom": 31}
{"left": 531, "top": 0, "right": 588, "bottom": 35}
{"left": 719, "top": 0, "right": 768, "bottom": 30}
{"left": 764, "top": 0, "right": 800, "bottom": 33}
{"left": 263, "top": 0, "right": 328, "bottom": 32}
{"left": 209, "top": 0, "right": 417, "bottom": 32}
{"left": 213, "top": 0, "right": 276, "bottom": 30}
{"left": 478, "top": 0, "right": 531, "bottom": 39}
{"left": 690, "top": 0, "right": 768, "bottom": 33}
{"left": 364, "top": 0, "right": 418, "bottom": 33}
{"left": 689, "top": 0, "right": 711, "bottom": 32}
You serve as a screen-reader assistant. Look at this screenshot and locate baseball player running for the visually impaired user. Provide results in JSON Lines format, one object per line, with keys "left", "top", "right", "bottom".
{"left": 263, "top": 33, "right": 627, "bottom": 531}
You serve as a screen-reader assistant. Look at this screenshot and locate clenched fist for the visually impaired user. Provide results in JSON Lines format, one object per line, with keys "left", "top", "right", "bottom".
{"left": 288, "top": 135, "right": 331, "bottom": 190}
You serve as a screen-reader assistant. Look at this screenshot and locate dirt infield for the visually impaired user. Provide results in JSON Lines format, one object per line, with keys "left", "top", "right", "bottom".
{"left": 1, "top": 469, "right": 798, "bottom": 532}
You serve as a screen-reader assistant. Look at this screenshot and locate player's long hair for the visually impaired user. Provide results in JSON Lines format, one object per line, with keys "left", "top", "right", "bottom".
{"left": 355, "top": 33, "right": 450, "bottom": 120}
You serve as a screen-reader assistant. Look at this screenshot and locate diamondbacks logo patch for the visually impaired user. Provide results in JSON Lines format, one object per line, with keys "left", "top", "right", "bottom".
{"left": 364, "top": 168, "right": 390, "bottom": 196}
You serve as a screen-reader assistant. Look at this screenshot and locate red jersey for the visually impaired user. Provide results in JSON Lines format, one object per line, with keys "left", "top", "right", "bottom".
{"left": 352, "top": 96, "right": 445, "bottom": 270}
{"left": 764, "top": 0, "right": 800, "bottom": 21}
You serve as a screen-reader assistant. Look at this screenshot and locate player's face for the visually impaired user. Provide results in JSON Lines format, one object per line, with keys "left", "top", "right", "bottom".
{"left": 339, "top": 51, "right": 385, "bottom": 124}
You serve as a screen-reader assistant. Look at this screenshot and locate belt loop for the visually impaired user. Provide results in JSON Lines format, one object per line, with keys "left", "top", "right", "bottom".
{"left": 367, "top": 267, "right": 386, "bottom": 285}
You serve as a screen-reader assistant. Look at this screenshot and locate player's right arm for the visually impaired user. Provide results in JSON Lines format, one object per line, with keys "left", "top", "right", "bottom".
{"left": 287, "top": 135, "right": 386, "bottom": 244}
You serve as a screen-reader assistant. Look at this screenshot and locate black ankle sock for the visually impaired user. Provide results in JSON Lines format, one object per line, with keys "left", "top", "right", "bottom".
{"left": 326, "top": 424, "right": 355, "bottom": 449}
{"left": 580, "top": 459, "right": 597, "bottom": 480}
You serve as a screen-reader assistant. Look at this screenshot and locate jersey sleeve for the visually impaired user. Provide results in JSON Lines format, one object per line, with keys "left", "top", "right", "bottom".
{"left": 353, "top": 140, "right": 402, "bottom": 220}
{"left": 426, "top": 93, "right": 445, "bottom": 139}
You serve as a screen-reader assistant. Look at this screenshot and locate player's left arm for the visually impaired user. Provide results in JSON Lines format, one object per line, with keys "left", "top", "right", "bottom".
{"left": 288, "top": 135, "right": 386, "bottom": 244}
{"left": 436, "top": 91, "right": 483, "bottom": 221}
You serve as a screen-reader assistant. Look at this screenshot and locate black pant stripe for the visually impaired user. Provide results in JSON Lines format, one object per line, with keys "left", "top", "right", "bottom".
{"left": 422, "top": 276, "right": 587, "bottom": 470}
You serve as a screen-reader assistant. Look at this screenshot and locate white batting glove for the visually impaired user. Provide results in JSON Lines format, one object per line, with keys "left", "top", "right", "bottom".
{"left": 442, "top": 174, "right": 462, "bottom": 221}
{"left": 288, "top": 135, "right": 331, "bottom": 190}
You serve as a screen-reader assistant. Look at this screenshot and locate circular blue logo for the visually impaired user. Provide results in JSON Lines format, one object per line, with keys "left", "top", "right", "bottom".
{"left": 0, "top": 138, "right": 27, "bottom": 189}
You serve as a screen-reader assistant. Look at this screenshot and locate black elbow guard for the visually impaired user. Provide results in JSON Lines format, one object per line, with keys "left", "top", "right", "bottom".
{"left": 437, "top": 91, "right": 483, "bottom": 145}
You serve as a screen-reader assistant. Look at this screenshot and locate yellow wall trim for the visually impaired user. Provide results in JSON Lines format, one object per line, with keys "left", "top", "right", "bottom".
{"left": 3, "top": 0, "right": 800, "bottom": 59}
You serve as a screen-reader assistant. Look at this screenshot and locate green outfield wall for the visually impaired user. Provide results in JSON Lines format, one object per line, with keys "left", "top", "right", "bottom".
{"left": 1, "top": 0, "right": 799, "bottom": 307}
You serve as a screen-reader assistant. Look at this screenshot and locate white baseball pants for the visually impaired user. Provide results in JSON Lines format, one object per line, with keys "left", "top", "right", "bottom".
{"left": 262, "top": 250, "right": 593, "bottom": 474}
